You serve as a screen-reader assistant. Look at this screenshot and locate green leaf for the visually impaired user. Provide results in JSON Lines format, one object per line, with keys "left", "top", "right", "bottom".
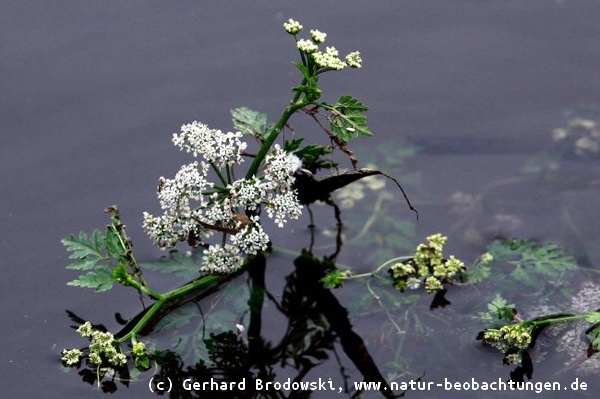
{"left": 466, "top": 263, "right": 491, "bottom": 284}
{"left": 134, "top": 355, "right": 150, "bottom": 371}
{"left": 67, "top": 266, "right": 115, "bottom": 292}
{"left": 487, "top": 239, "right": 579, "bottom": 287}
{"left": 62, "top": 230, "right": 105, "bottom": 260}
{"left": 588, "top": 324, "right": 600, "bottom": 351}
{"left": 65, "top": 257, "right": 100, "bottom": 271}
{"left": 139, "top": 250, "right": 200, "bottom": 280}
{"left": 104, "top": 226, "right": 124, "bottom": 258}
{"left": 293, "top": 62, "right": 312, "bottom": 81}
{"left": 327, "top": 95, "right": 372, "bottom": 141}
{"left": 285, "top": 137, "right": 336, "bottom": 171}
{"left": 321, "top": 269, "right": 352, "bottom": 289}
{"left": 291, "top": 85, "right": 322, "bottom": 101}
{"left": 585, "top": 312, "right": 600, "bottom": 324}
{"left": 231, "top": 107, "right": 268, "bottom": 138}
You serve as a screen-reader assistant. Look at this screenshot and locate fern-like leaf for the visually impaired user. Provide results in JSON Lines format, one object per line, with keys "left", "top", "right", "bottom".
{"left": 61, "top": 230, "right": 106, "bottom": 270}
{"left": 66, "top": 266, "right": 114, "bottom": 292}
{"left": 231, "top": 107, "right": 268, "bottom": 139}
{"left": 487, "top": 239, "right": 578, "bottom": 287}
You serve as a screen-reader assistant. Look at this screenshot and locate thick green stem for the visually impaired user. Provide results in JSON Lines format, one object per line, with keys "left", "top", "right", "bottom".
{"left": 117, "top": 274, "right": 223, "bottom": 344}
{"left": 245, "top": 100, "right": 311, "bottom": 180}
{"left": 531, "top": 314, "right": 590, "bottom": 329}
{"left": 122, "top": 275, "right": 163, "bottom": 301}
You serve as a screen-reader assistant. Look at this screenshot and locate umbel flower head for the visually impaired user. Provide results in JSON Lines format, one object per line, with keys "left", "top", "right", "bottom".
{"left": 480, "top": 323, "right": 534, "bottom": 365}
{"left": 143, "top": 122, "right": 303, "bottom": 274}
{"left": 390, "top": 234, "right": 465, "bottom": 293}
{"left": 285, "top": 17, "right": 362, "bottom": 71}
{"left": 61, "top": 321, "right": 129, "bottom": 369}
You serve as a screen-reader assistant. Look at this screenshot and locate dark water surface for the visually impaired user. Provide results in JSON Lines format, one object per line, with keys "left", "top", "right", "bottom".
{"left": 2, "top": 1, "right": 600, "bottom": 398}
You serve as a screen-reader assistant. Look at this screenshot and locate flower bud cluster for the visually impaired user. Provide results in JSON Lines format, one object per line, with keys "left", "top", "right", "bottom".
{"left": 61, "top": 321, "right": 132, "bottom": 369}
{"left": 390, "top": 233, "right": 465, "bottom": 292}
{"left": 284, "top": 17, "right": 362, "bottom": 70}
{"left": 481, "top": 323, "right": 534, "bottom": 365}
{"left": 143, "top": 122, "right": 303, "bottom": 274}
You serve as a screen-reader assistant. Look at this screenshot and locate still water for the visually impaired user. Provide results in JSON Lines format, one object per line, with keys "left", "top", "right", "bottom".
{"left": 2, "top": 1, "right": 600, "bottom": 398}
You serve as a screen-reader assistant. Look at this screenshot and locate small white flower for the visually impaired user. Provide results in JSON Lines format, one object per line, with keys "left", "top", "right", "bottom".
{"left": 345, "top": 51, "right": 362, "bottom": 68}
{"left": 310, "top": 29, "right": 327, "bottom": 44}
{"left": 173, "top": 122, "right": 247, "bottom": 167}
{"left": 265, "top": 190, "right": 303, "bottom": 228}
{"left": 230, "top": 221, "right": 270, "bottom": 255}
{"left": 61, "top": 348, "right": 83, "bottom": 365}
{"left": 76, "top": 321, "right": 94, "bottom": 338}
{"left": 283, "top": 18, "right": 302, "bottom": 34}
{"left": 297, "top": 38, "right": 319, "bottom": 54}
{"left": 229, "top": 177, "right": 268, "bottom": 210}
{"left": 108, "top": 352, "right": 127, "bottom": 367}
{"left": 312, "top": 46, "right": 346, "bottom": 70}
{"left": 264, "top": 144, "right": 298, "bottom": 192}
{"left": 200, "top": 244, "right": 244, "bottom": 274}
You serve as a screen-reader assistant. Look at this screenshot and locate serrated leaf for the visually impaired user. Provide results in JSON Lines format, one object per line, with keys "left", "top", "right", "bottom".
{"left": 104, "top": 226, "right": 124, "bottom": 258}
{"left": 67, "top": 266, "right": 115, "bottom": 292}
{"left": 285, "top": 138, "right": 335, "bottom": 171}
{"left": 231, "top": 107, "right": 268, "bottom": 138}
{"left": 585, "top": 312, "right": 600, "bottom": 324}
{"left": 65, "top": 257, "right": 100, "bottom": 271}
{"left": 488, "top": 239, "right": 579, "bottom": 287}
{"left": 328, "top": 95, "right": 372, "bottom": 141}
{"left": 61, "top": 230, "right": 105, "bottom": 260}
{"left": 139, "top": 251, "right": 200, "bottom": 279}
{"left": 466, "top": 263, "right": 491, "bottom": 284}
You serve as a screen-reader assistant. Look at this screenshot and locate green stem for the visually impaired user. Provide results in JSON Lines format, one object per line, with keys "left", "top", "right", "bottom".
{"left": 122, "top": 275, "right": 163, "bottom": 301}
{"left": 117, "top": 274, "right": 223, "bottom": 344}
{"left": 211, "top": 161, "right": 229, "bottom": 186}
{"left": 347, "top": 256, "right": 413, "bottom": 280}
{"left": 245, "top": 100, "right": 311, "bottom": 180}
{"left": 531, "top": 314, "right": 590, "bottom": 329}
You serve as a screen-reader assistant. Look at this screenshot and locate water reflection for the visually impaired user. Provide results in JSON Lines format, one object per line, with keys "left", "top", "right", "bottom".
{"left": 66, "top": 240, "right": 403, "bottom": 398}
{"left": 60, "top": 112, "right": 600, "bottom": 396}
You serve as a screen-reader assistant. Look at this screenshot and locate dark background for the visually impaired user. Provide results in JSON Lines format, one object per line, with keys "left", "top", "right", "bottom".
{"left": 2, "top": 1, "right": 600, "bottom": 397}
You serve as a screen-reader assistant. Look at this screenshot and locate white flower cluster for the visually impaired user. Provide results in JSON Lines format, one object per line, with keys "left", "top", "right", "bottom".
{"left": 173, "top": 121, "right": 247, "bottom": 166}
{"left": 283, "top": 18, "right": 303, "bottom": 35}
{"left": 143, "top": 123, "right": 303, "bottom": 274}
{"left": 285, "top": 18, "right": 362, "bottom": 70}
{"left": 61, "top": 321, "right": 127, "bottom": 368}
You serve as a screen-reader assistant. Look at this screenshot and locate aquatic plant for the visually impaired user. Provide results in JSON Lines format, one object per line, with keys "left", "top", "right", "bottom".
{"left": 60, "top": 18, "right": 417, "bottom": 390}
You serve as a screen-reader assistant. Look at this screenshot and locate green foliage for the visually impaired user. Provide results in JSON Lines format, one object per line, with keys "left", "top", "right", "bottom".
{"left": 231, "top": 107, "right": 269, "bottom": 139}
{"left": 584, "top": 313, "right": 600, "bottom": 352}
{"left": 484, "top": 239, "right": 578, "bottom": 287}
{"left": 585, "top": 312, "right": 600, "bottom": 324}
{"left": 326, "top": 95, "right": 372, "bottom": 141}
{"left": 67, "top": 266, "right": 115, "bottom": 292}
{"left": 478, "top": 294, "right": 516, "bottom": 327}
{"left": 321, "top": 269, "right": 352, "bottom": 289}
{"left": 587, "top": 324, "right": 600, "bottom": 352}
{"left": 291, "top": 62, "right": 322, "bottom": 101}
{"left": 139, "top": 250, "right": 200, "bottom": 280}
{"left": 285, "top": 137, "right": 336, "bottom": 171}
{"left": 62, "top": 229, "right": 118, "bottom": 292}
{"left": 62, "top": 230, "right": 107, "bottom": 270}
{"left": 62, "top": 210, "right": 144, "bottom": 293}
